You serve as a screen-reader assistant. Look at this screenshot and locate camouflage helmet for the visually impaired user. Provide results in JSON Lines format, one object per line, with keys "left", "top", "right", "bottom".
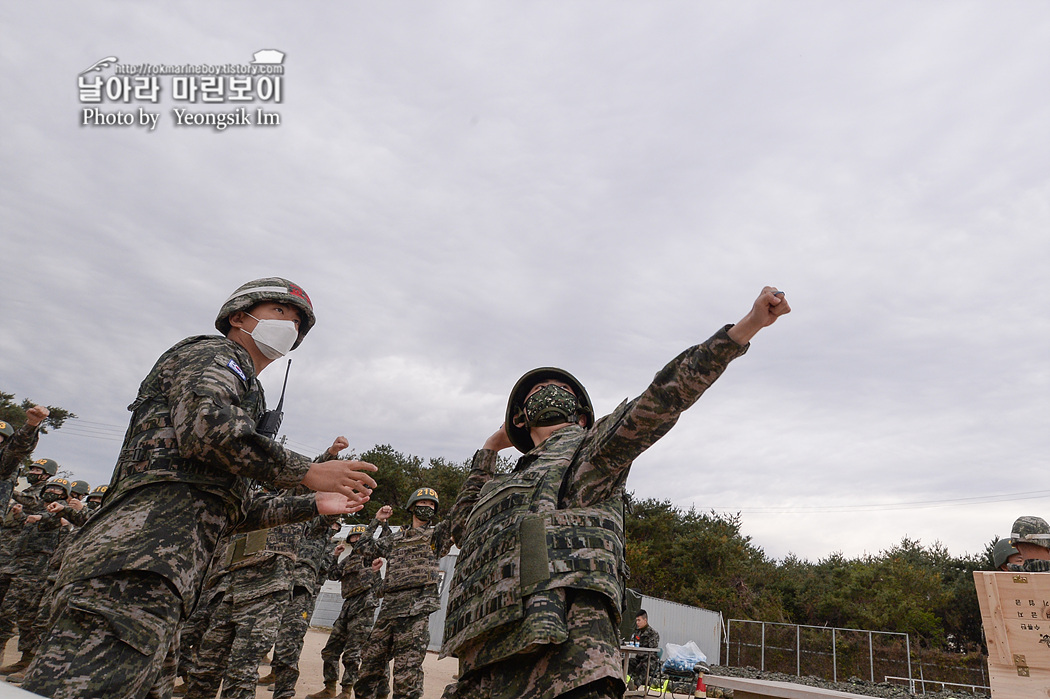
{"left": 70, "top": 480, "right": 90, "bottom": 497}
{"left": 88, "top": 484, "right": 108, "bottom": 501}
{"left": 31, "top": 458, "right": 59, "bottom": 477}
{"left": 993, "top": 538, "right": 1021, "bottom": 568}
{"left": 1010, "top": 516, "right": 1050, "bottom": 547}
{"left": 44, "top": 477, "right": 71, "bottom": 498}
{"left": 0, "top": 421, "right": 14, "bottom": 439}
{"left": 405, "top": 487, "right": 439, "bottom": 511}
{"left": 505, "top": 367, "right": 594, "bottom": 454}
{"left": 214, "top": 277, "right": 315, "bottom": 350}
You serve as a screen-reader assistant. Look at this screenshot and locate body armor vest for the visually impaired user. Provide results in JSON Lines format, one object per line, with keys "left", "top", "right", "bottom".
{"left": 382, "top": 526, "right": 441, "bottom": 594}
{"left": 112, "top": 336, "right": 263, "bottom": 518}
{"left": 339, "top": 550, "right": 377, "bottom": 599}
{"left": 442, "top": 426, "right": 625, "bottom": 658}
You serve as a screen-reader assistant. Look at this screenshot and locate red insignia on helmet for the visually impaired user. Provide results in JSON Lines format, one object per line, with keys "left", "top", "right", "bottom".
{"left": 288, "top": 283, "right": 312, "bottom": 307}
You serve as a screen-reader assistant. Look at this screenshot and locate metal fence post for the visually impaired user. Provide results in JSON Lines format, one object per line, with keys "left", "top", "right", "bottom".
{"left": 761, "top": 622, "right": 766, "bottom": 672}
{"left": 906, "top": 634, "right": 914, "bottom": 693}
{"left": 832, "top": 627, "right": 837, "bottom": 683}
{"left": 796, "top": 624, "right": 801, "bottom": 677}
{"left": 868, "top": 630, "right": 874, "bottom": 682}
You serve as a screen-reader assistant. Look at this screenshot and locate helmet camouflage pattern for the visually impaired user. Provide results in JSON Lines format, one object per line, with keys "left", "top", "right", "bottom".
{"left": 44, "top": 477, "right": 72, "bottom": 498}
{"left": 31, "top": 458, "right": 59, "bottom": 477}
{"left": 1011, "top": 516, "right": 1050, "bottom": 547}
{"left": 505, "top": 367, "right": 594, "bottom": 454}
{"left": 214, "top": 277, "right": 316, "bottom": 349}
{"left": 405, "top": 487, "right": 439, "bottom": 511}
{"left": 0, "top": 421, "right": 14, "bottom": 439}
{"left": 70, "top": 480, "right": 90, "bottom": 497}
{"left": 993, "top": 538, "right": 1020, "bottom": 568}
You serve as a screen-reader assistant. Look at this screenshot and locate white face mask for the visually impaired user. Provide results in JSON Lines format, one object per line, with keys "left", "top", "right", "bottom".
{"left": 243, "top": 313, "right": 298, "bottom": 359}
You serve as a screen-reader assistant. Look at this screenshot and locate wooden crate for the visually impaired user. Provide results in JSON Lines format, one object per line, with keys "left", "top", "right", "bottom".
{"left": 974, "top": 570, "right": 1050, "bottom": 697}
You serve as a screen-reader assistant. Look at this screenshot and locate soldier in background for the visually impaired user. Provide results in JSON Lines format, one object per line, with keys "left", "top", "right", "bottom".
{"left": 354, "top": 490, "right": 453, "bottom": 699}
{"left": 0, "top": 406, "right": 49, "bottom": 512}
{"left": 992, "top": 538, "right": 1022, "bottom": 570}
{"left": 308, "top": 523, "right": 382, "bottom": 699}
{"left": 7, "top": 480, "right": 100, "bottom": 684}
{"left": 626, "top": 610, "right": 660, "bottom": 690}
{"left": 0, "top": 476, "right": 74, "bottom": 674}
{"left": 266, "top": 518, "right": 344, "bottom": 699}
{"left": 1003, "top": 516, "right": 1050, "bottom": 572}
{"left": 185, "top": 441, "right": 348, "bottom": 699}
{"left": 440, "top": 287, "right": 790, "bottom": 699}
{"left": 22, "top": 278, "right": 378, "bottom": 699}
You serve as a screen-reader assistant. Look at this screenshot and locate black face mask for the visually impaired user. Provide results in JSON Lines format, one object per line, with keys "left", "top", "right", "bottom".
{"left": 413, "top": 505, "right": 436, "bottom": 522}
{"left": 86, "top": 501, "right": 101, "bottom": 511}
{"left": 42, "top": 491, "right": 65, "bottom": 503}
{"left": 26, "top": 471, "right": 47, "bottom": 485}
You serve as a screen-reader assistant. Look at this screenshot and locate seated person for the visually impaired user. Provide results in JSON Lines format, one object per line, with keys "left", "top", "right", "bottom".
{"left": 626, "top": 609, "right": 660, "bottom": 689}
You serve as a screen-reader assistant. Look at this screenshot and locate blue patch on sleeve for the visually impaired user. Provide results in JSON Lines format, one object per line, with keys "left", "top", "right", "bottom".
{"left": 227, "top": 359, "right": 247, "bottom": 382}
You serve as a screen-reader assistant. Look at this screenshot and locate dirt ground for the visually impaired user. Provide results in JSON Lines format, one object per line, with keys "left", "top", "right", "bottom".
{"left": 2, "top": 628, "right": 460, "bottom": 699}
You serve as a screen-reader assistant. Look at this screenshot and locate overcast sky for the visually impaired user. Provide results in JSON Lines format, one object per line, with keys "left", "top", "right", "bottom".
{"left": 2, "top": 1, "right": 1048, "bottom": 563}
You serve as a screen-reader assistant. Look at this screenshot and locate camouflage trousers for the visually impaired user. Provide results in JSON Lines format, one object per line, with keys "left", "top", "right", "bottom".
{"left": 24, "top": 574, "right": 61, "bottom": 658}
{"left": 184, "top": 586, "right": 289, "bottom": 699}
{"left": 354, "top": 611, "right": 429, "bottom": 699}
{"left": 0, "top": 571, "right": 50, "bottom": 654}
{"left": 21, "top": 571, "right": 183, "bottom": 699}
{"left": 270, "top": 585, "right": 319, "bottom": 699}
{"left": 176, "top": 582, "right": 223, "bottom": 682}
{"left": 319, "top": 591, "right": 377, "bottom": 689}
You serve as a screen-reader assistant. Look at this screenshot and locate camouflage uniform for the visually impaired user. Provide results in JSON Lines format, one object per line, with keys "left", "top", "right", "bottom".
{"left": 0, "top": 420, "right": 41, "bottom": 513}
{"left": 0, "top": 511, "right": 70, "bottom": 656}
{"left": 317, "top": 528, "right": 383, "bottom": 695}
{"left": 354, "top": 516, "right": 453, "bottom": 699}
{"left": 627, "top": 624, "right": 660, "bottom": 683}
{"left": 271, "top": 519, "right": 340, "bottom": 699}
{"left": 184, "top": 517, "right": 308, "bottom": 699}
{"left": 440, "top": 327, "right": 747, "bottom": 699}
{"left": 22, "top": 335, "right": 319, "bottom": 699}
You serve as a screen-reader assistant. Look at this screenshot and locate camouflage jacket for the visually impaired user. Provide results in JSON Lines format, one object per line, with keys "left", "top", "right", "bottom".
{"left": 629, "top": 624, "right": 660, "bottom": 649}
{"left": 1, "top": 512, "right": 69, "bottom": 578}
{"left": 291, "top": 519, "right": 340, "bottom": 595}
{"left": 0, "top": 508, "right": 24, "bottom": 559}
{"left": 441, "top": 326, "right": 747, "bottom": 680}
{"left": 329, "top": 541, "right": 381, "bottom": 600}
{"left": 56, "top": 335, "right": 317, "bottom": 614}
{"left": 0, "top": 421, "right": 41, "bottom": 512}
{"left": 11, "top": 481, "right": 49, "bottom": 514}
{"left": 373, "top": 518, "right": 453, "bottom": 619}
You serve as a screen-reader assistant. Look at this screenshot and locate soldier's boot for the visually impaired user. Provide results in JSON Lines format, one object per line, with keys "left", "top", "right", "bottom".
{"left": 258, "top": 671, "right": 277, "bottom": 685}
{"left": 5, "top": 670, "right": 26, "bottom": 683}
{"left": 306, "top": 682, "right": 339, "bottom": 699}
{"left": 0, "top": 654, "right": 32, "bottom": 675}
{"left": 335, "top": 687, "right": 354, "bottom": 699}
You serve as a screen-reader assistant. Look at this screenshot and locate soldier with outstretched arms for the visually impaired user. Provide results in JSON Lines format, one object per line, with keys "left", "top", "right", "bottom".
{"left": 441, "top": 287, "right": 790, "bottom": 699}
